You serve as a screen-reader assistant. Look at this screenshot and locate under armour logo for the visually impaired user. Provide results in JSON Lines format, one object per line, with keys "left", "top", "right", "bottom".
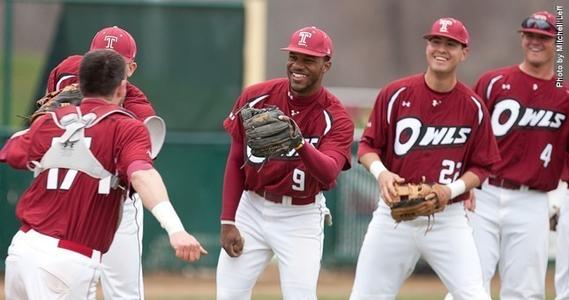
{"left": 104, "top": 36, "right": 118, "bottom": 49}
{"left": 402, "top": 101, "right": 411, "bottom": 107}
{"left": 432, "top": 100, "right": 442, "bottom": 107}
{"left": 291, "top": 110, "right": 300, "bottom": 116}
{"left": 533, "top": 83, "right": 538, "bottom": 91}
{"left": 298, "top": 32, "right": 312, "bottom": 46}
{"left": 502, "top": 84, "right": 511, "bottom": 90}
{"left": 439, "top": 19, "right": 453, "bottom": 32}
{"left": 63, "top": 140, "right": 78, "bottom": 149}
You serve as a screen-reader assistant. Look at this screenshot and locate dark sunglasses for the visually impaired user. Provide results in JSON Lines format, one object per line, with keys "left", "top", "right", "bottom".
{"left": 521, "top": 17, "right": 556, "bottom": 32}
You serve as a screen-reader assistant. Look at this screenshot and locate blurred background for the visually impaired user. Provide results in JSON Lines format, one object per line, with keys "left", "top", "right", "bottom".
{"left": 0, "top": 0, "right": 566, "bottom": 298}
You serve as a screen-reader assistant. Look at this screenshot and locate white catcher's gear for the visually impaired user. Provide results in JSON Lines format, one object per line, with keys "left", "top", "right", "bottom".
{"left": 29, "top": 106, "right": 135, "bottom": 193}
{"left": 143, "top": 115, "right": 166, "bottom": 159}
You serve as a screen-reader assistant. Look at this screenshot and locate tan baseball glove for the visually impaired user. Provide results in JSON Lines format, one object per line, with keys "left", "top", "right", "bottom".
{"left": 29, "top": 83, "right": 83, "bottom": 124}
{"left": 389, "top": 181, "right": 449, "bottom": 222}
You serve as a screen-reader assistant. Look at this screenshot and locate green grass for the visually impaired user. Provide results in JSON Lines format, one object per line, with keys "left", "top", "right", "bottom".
{"left": 0, "top": 52, "right": 45, "bottom": 127}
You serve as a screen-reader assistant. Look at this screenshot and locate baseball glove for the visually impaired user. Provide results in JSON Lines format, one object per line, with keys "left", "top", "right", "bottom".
{"left": 390, "top": 181, "right": 449, "bottom": 223}
{"left": 30, "top": 83, "right": 83, "bottom": 124}
{"left": 241, "top": 106, "right": 303, "bottom": 158}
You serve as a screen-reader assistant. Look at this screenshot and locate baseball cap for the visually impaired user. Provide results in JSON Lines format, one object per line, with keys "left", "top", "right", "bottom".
{"left": 280, "top": 26, "right": 333, "bottom": 58}
{"left": 90, "top": 26, "right": 137, "bottom": 62}
{"left": 518, "top": 11, "right": 557, "bottom": 38}
{"left": 423, "top": 17, "right": 469, "bottom": 46}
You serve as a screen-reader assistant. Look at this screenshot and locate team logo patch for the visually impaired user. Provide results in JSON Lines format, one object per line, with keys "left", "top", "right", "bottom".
{"left": 104, "top": 35, "right": 118, "bottom": 49}
{"left": 394, "top": 117, "right": 472, "bottom": 156}
{"left": 491, "top": 99, "right": 566, "bottom": 137}
{"left": 298, "top": 31, "right": 312, "bottom": 46}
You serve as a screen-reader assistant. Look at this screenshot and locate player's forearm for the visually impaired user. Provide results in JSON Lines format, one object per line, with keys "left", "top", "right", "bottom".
{"left": 458, "top": 171, "right": 481, "bottom": 191}
{"left": 297, "top": 143, "right": 344, "bottom": 186}
{"left": 220, "top": 138, "right": 245, "bottom": 223}
{"left": 359, "top": 152, "right": 391, "bottom": 180}
{"left": 447, "top": 171, "right": 481, "bottom": 199}
{"left": 130, "top": 168, "right": 170, "bottom": 209}
{"left": 131, "top": 168, "right": 186, "bottom": 235}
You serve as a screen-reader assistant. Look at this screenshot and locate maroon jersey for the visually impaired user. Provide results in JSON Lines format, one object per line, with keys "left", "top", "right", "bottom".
{"left": 46, "top": 55, "right": 156, "bottom": 120}
{"left": 474, "top": 66, "right": 569, "bottom": 191}
{"left": 359, "top": 74, "right": 500, "bottom": 195}
{"left": 563, "top": 156, "right": 569, "bottom": 182}
{"left": 224, "top": 78, "right": 354, "bottom": 197}
{"left": 7, "top": 99, "right": 153, "bottom": 253}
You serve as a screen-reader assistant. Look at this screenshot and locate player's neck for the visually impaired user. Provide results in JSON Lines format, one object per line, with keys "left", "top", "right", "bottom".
{"left": 424, "top": 71, "right": 457, "bottom": 93}
{"left": 518, "top": 62, "right": 554, "bottom": 80}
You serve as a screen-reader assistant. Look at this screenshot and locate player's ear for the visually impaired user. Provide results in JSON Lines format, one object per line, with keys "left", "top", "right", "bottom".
{"left": 127, "top": 62, "right": 137, "bottom": 77}
{"left": 322, "top": 57, "right": 332, "bottom": 73}
{"left": 460, "top": 46, "right": 469, "bottom": 62}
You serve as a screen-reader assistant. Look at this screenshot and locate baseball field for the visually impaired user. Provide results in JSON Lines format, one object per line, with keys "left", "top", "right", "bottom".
{"left": 0, "top": 264, "right": 559, "bottom": 299}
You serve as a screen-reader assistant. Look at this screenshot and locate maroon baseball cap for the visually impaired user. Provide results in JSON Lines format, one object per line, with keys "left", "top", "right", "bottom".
{"left": 423, "top": 17, "right": 470, "bottom": 46}
{"left": 90, "top": 26, "right": 137, "bottom": 62}
{"left": 518, "top": 11, "right": 557, "bottom": 38}
{"left": 280, "top": 26, "right": 333, "bottom": 58}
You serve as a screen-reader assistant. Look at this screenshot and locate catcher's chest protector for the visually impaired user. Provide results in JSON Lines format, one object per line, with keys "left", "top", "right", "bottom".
{"left": 31, "top": 106, "right": 134, "bottom": 194}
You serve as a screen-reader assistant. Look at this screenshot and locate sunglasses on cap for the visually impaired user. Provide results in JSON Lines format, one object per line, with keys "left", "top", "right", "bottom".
{"left": 521, "top": 17, "right": 556, "bottom": 32}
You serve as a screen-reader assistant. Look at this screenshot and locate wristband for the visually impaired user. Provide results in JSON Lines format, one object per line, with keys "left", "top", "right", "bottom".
{"left": 446, "top": 179, "right": 466, "bottom": 199}
{"left": 221, "top": 220, "right": 236, "bottom": 225}
{"left": 151, "top": 201, "right": 185, "bottom": 236}
{"left": 369, "top": 160, "right": 388, "bottom": 180}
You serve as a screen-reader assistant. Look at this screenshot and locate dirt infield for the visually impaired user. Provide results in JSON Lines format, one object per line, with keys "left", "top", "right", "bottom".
{"left": 0, "top": 264, "right": 557, "bottom": 299}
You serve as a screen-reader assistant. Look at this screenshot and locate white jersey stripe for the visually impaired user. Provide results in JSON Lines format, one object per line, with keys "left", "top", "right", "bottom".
{"left": 486, "top": 75, "right": 503, "bottom": 101}
{"left": 469, "top": 96, "right": 484, "bottom": 125}
{"left": 323, "top": 110, "right": 332, "bottom": 136}
{"left": 387, "top": 87, "right": 406, "bottom": 124}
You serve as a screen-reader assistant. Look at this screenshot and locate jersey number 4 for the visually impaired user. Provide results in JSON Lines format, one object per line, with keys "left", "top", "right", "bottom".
{"left": 540, "top": 144, "right": 552, "bottom": 168}
{"left": 45, "top": 137, "right": 111, "bottom": 194}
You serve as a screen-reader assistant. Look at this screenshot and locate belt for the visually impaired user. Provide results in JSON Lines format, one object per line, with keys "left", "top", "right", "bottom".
{"left": 255, "top": 190, "right": 316, "bottom": 205}
{"left": 488, "top": 177, "right": 532, "bottom": 191}
{"left": 20, "top": 225, "right": 98, "bottom": 259}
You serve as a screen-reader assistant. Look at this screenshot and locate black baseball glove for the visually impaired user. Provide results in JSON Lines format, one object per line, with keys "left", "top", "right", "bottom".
{"left": 240, "top": 106, "right": 303, "bottom": 158}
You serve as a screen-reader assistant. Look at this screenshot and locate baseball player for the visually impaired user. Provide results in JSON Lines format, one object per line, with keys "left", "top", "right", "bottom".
{"left": 3, "top": 49, "right": 206, "bottom": 299}
{"left": 216, "top": 26, "right": 355, "bottom": 300}
{"left": 453, "top": 11, "right": 569, "bottom": 300}
{"left": 349, "top": 17, "right": 500, "bottom": 300}
{"left": 45, "top": 26, "right": 160, "bottom": 299}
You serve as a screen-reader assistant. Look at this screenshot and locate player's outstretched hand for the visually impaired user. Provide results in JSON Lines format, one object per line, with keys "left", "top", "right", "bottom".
{"left": 378, "top": 171, "right": 405, "bottom": 206}
{"left": 169, "top": 231, "right": 208, "bottom": 262}
{"left": 220, "top": 224, "right": 244, "bottom": 257}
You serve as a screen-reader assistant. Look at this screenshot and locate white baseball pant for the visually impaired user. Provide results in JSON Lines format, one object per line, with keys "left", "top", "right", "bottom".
{"left": 216, "top": 190, "right": 329, "bottom": 300}
{"left": 554, "top": 183, "right": 569, "bottom": 300}
{"left": 100, "top": 194, "right": 144, "bottom": 300}
{"left": 350, "top": 200, "right": 490, "bottom": 300}
{"left": 470, "top": 182, "right": 549, "bottom": 300}
{"left": 5, "top": 229, "right": 101, "bottom": 300}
